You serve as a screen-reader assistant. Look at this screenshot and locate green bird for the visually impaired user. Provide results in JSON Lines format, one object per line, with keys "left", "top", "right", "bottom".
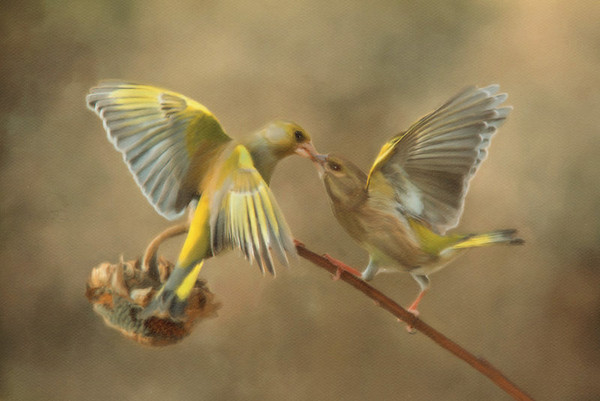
{"left": 87, "top": 81, "right": 318, "bottom": 318}
{"left": 313, "top": 85, "right": 523, "bottom": 318}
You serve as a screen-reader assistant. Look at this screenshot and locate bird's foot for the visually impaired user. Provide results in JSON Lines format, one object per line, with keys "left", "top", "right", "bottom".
{"left": 293, "top": 239, "right": 306, "bottom": 248}
{"left": 322, "top": 254, "right": 362, "bottom": 280}
{"left": 405, "top": 307, "right": 419, "bottom": 334}
{"left": 404, "top": 289, "right": 427, "bottom": 333}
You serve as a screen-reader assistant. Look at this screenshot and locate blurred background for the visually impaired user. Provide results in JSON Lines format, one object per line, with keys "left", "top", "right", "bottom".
{"left": 2, "top": 1, "right": 599, "bottom": 400}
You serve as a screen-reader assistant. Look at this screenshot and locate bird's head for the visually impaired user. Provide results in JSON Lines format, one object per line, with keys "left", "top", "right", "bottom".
{"left": 259, "top": 121, "right": 318, "bottom": 160}
{"left": 313, "top": 153, "right": 368, "bottom": 207}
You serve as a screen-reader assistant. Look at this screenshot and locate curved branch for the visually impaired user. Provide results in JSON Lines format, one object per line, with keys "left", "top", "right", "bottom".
{"left": 295, "top": 243, "right": 534, "bottom": 401}
{"left": 142, "top": 223, "right": 189, "bottom": 276}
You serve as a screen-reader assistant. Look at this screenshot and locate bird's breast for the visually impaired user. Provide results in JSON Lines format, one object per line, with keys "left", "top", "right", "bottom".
{"left": 339, "top": 199, "right": 433, "bottom": 269}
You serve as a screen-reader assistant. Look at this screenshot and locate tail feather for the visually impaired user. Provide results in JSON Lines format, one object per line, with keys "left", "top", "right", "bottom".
{"left": 452, "top": 229, "right": 524, "bottom": 249}
{"left": 139, "top": 261, "right": 204, "bottom": 320}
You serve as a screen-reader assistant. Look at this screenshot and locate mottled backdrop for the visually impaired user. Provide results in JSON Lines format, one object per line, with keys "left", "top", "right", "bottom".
{"left": 2, "top": 1, "right": 599, "bottom": 400}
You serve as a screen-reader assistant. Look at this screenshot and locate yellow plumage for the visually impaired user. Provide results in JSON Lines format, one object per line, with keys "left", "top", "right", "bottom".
{"left": 88, "top": 81, "right": 318, "bottom": 319}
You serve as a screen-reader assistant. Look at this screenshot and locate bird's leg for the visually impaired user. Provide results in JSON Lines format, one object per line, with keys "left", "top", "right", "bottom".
{"left": 322, "top": 254, "right": 362, "bottom": 280}
{"left": 406, "top": 274, "right": 430, "bottom": 333}
{"left": 407, "top": 289, "right": 427, "bottom": 316}
{"left": 361, "top": 258, "right": 379, "bottom": 281}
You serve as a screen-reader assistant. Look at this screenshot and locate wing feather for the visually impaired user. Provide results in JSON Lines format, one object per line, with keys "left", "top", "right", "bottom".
{"left": 87, "top": 80, "right": 232, "bottom": 220}
{"left": 209, "top": 146, "right": 296, "bottom": 275}
{"left": 367, "top": 85, "right": 511, "bottom": 233}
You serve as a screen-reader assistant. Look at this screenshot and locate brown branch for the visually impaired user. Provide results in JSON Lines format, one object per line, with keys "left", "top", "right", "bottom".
{"left": 295, "top": 243, "right": 534, "bottom": 401}
{"left": 140, "top": 226, "right": 533, "bottom": 400}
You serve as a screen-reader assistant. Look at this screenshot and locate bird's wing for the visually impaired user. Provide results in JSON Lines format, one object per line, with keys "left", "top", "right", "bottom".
{"left": 87, "top": 81, "right": 232, "bottom": 220}
{"left": 366, "top": 85, "right": 511, "bottom": 234}
{"left": 209, "top": 145, "right": 296, "bottom": 275}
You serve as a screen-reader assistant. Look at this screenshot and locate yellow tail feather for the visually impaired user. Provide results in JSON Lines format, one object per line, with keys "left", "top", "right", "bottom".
{"left": 452, "top": 229, "right": 524, "bottom": 249}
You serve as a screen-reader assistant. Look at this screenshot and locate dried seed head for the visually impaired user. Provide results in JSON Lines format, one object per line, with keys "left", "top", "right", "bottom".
{"left": 86, "top": 258, "right": 220, "bottom": 346}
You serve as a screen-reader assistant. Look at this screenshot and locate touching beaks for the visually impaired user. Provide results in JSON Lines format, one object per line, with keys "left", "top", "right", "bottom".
{"left": 295, "top": 141, "right": 319, "bottom": 161}
{"left": 313, "top": 153, "right": 327, "bottom": 166}
{"left": 312, "top": 153, "right": 328, "bottom": 177}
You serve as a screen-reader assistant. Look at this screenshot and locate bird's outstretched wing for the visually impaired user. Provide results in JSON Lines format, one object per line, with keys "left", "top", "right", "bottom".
{"left": 87, "top": 81, "right": 232, "bottom": 220}
{"left": 210, "top": 145, "right": 296, "bottom": 274}
{"left": 366, "top": 85, "right": 511, "bottom": 234}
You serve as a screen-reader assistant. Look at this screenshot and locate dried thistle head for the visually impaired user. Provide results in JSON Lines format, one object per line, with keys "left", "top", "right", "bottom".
{"left": 86, "top": 257, "right": 220, "bottom": 346}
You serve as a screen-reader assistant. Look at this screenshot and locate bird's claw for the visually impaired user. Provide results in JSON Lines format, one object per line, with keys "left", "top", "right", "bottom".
{"left": 332, "top": 266, "right": 343, "bottom": 281}
{"left": 322, "top": 254, "right": 362, "bottom": 280}
{"left": 293, "top": 239, "right": 306, "bottom": 248}
{"left": 405, "top": 308, "right": 419, "bottom": 334}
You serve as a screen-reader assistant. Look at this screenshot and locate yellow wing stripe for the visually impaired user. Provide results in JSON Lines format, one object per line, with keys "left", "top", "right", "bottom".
{"left": 107, "top": 85, "right": 223, "bottom": 157}
{"left": 109, "top": 85, "right": 212, "bottom": 114}
{"left": 365, "top": 134, "right": 406, "bottom": 189}
{"left": 246, "top": 194, "right": 260, "bottom": 263}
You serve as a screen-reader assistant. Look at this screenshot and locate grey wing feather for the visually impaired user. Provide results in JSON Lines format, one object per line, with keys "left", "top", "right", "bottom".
{"left": 87, "top": 81, "right": 230, "bottom": 220}
{"left": 374, "top": 85, "right": 511, "bottom": 233}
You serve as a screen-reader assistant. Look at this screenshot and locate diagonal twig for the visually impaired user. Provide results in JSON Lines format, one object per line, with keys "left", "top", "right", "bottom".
{"left": 294, "top": 242, "right": 534, "bottom": 401}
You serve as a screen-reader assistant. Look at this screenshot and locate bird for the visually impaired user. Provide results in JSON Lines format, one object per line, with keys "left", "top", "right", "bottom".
{"left": 312, "top": 84, "right": 523, "bottom": 321}
{"left": 87, "top": 81, "right": 318, "bottom": 318}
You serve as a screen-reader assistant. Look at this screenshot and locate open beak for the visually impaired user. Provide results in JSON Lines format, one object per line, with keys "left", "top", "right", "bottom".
{"left": 295, "top": 141, "right": 319, "bottom": 161}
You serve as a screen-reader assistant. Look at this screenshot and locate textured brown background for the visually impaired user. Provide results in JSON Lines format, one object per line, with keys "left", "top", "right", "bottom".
{"left": 2, "top": 1, "right": 599, "bottom": 400}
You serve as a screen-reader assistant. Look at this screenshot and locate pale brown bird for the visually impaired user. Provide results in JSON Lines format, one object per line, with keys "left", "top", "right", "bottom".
{"left": 313, "top": 85, "right": 523, "bottom": 321}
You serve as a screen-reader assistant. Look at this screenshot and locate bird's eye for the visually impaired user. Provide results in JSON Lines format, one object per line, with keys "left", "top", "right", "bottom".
{"left": 294, "top": 130, "right": 304, "bottom": 142}
{"left": 328, "top": 161, "right": 342, "bottom": 171}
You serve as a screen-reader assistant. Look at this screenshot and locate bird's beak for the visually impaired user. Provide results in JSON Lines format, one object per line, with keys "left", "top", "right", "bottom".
{"left": 295, "top": 141, "right": 319, "bottom": 161}
{"left": 312, "top": 153, "right": 327, "bottom": 177}
{"left": 313, "top": 153, "right": 327, "bottom": 166}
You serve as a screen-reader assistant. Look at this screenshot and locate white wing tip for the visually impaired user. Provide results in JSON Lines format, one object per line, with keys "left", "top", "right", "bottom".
{"left": 481, "top": 84, "right": 500, "bottom": 94}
